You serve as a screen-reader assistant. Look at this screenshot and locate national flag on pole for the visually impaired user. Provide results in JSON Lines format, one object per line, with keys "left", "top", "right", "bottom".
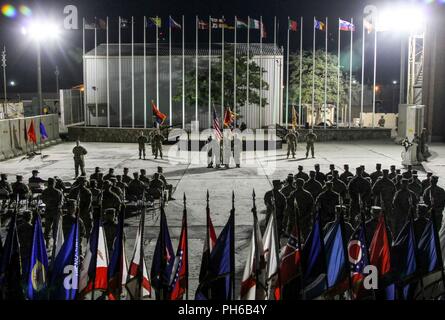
{"left": 125, "top": 212, "right": 151, "bottom": 299}
{"left": 363, "top": 18, "right": 374, "bottom": 34}
{"left": 169, "top": 17, "right": 182, "bottom": 29}
{"left": 240, "top": 210, "right": 266, "bottom": 300}
{"left": 78, "top": 218, "right": 109, "bottom": 299}
{"left": 314, "top": 19, "right": 326, "bottom": 31}
{"left": 249, "top": 18, "right": 261, "bottom": 29}
{"left": 27, "top": 214, "right": 49, "bottom": 300}
{"left": 169, "top": 205, "right": 188, "bottom": 300}
{"left": 289, "top": 19, "right": 298, "bottom": 32}
{"left": 236, "top": 19, "right": 248, "bottom": 29}
{"left": 277, "top": 226, "right": 301, "bottom": 295}
{"left": 324, "top": 219, "right": 348, "bottom": 289}
{"left": 210, "top": 18, "right": 226, "bottom": 29}
{"left": 261, "top": 21, "right": 267, "bottom": 38}
{"left": 195, "top": 212, "right": 234, "bottom": 300}
{"left": 301, "top": 214, "right": 327, "bottom": 299}
{"left": 369, "top": 215, "right": 391, "bottom": 277}
{"left": 198, "top": 19, "right": 209, "bottom": 30}
{"left": 108, "top": 207, "right": 128, "bottom": 300}
{"left": 0, "top": 214, "right": 24, "bottom": 300}
{"left": 291, "top": 106, "right": 298, "bottom": 130}
{"left": 198, "top": 203, "right": 217, "bottom": 283}
{"left": 49, "top": 216, "right": 80, "bottom": 300}
{"left": 348, "top": 224, "right": 370, "bottom": 299}
{"left": 151, "top": 206, "right": 175, "bottom": 299}
{"left": 39, "top": 122, "right": 48, "bottom": 140}
{"left": 151, "top": 100, "right": 167, "bottom": 125}
{"left": 27, "top": 120, "right": 37, "bottom": 145}
{"left": 417, "top": 220, "right": 441, "bottom": 274}
{"left": 223, "top": 107, "right": 235, "bottom": 128}
{"left": 263, "top": 212, "right": 280, "bottom": 299}
{"left": 212, "top": 108, "right": 223, "bottom": 141}
{"left": 147, "top": 17, "right": 162, "bottom": 28}
{"left": 339, "top": 19, "right": 355, "bottom": 32}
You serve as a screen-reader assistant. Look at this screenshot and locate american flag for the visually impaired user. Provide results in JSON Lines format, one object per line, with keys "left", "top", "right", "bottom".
{"left": 279, "top": 227, "right": 301, "bottom": 288}
{"left": 213, "top": 108, "right": 223, "bottom": 140}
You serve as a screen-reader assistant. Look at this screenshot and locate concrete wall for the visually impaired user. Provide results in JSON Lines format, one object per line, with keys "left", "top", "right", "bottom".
{"left": 0, "top": 114, "right": 61, "bottom": 160}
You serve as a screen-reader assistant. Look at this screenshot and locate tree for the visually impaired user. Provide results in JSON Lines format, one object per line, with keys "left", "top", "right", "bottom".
{"left": 288, "top": 50, "right": 360, "bottom": 124}
{"left": 174, "top": 45, "right": 269, "bottom": 110}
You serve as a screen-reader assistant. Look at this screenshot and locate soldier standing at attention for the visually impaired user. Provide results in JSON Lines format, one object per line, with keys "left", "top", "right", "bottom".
{"left": 63, "top": 199, "right": 86, "bottom": 256}
{"left": 378, "top": 115, "right": 385, "bottom": 127}
{"left": 264, "top": 180, "right": 287, "bottom": 238}
{"left": 90, "top": 167, "right": 101, "bottom": 182}
{"left": 152, "top": 129, "right": 165, "bottom": 159}
{"left": 339, "top": 164, "right": 354, "bottom": 185}
{"left": 41, "top": 178, "right": 63, "bottom": 242}
{"left": 423, "top": 176, "right": 445, "bottom": 232}
{"left": 102, "top": 208, "right": 117, "bottom": 257}
{"left": 72, "top": 140, "right": 87, "bottom": 178}
{"left": 295, "top": 165, "right": 309, "bottom": 182}
{"left": 122, "top": 168, "right": 133, "bottom": 185}
{"left": 233, "top": 133, "right": 242, "bottom": 168}
{"left": 370, "top": 163, "right": 383, "bottom": 185}
{"left": 287, "top": 178, "right": 314, "bottom": 240}
{"left": 284, "top": 129, "right": 298, "bottom": 159}
{"left": 11, "top": 175, "right": 30, "bottom": 201}
{"left": 17, "top": 210, "right": 34, "bottom": 276}
{"left": 305, "top": 129, "right": 317, "bottom": 159}
{"left": 137, "top": 131, "right": 148, "bottom": 160}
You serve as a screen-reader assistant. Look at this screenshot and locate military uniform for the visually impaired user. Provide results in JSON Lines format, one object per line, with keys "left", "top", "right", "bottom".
{"left": 157, "top": 169, "right": 174, "bottom": 200}
{"left": 371, "top": 173, "right": 396, "bottom": 214}
{"left": 264, "top": 186, "right": 287, "bottom": 238}
{"left": 11, "top": 177, "right": 30, "bottom": 201}
{"left": 127, "top": 175, "right": 147, "bottom": 201}
{"left": 284, "top": 131, "right": 298, "bottom": 159}
{"left": 62, "top": 213, "right": 86, "bottom": 254}
{"left": 103, "top": 210, "right": 117, "bottom": 256}
{"left": 370, "top": 165, "right": 383, "bottom": 185}
{"left": 41, "top": 184, "right": 63, "bottom": 240}
{"left": 102, "top": 187, "right": 122, "bottom": 212}
{"left": 139, "top": 171, "right": 150, "bottom": 186}
{"left": 408, "top": 176, "right": 423, "bottom": 200}
{"left": 315, "top": 186, "right": 340, "bottom": 228}
{"left": 28, "top": 171, "right": 46, "bottom": 193}
{"left": 304, "top": 174, "right": 323, "bottom": 200}
{"left": 423, "top": 178, "right": 445, "bottom": 231}
{"left": 348, "top": 170, "right": 372, "bottom": 222}
{"left": 392, "top": 184, "right": 418, "bottom": 237}
{"left": 314, "top": 166, "right": 326, "bottom": 184}
{"left": 90, "top": 168, "right": 102, "bottom": 182}
{"left": 103, "top": 170, "right": 116, "bottom": 181}
{"left": 72, "top": 144, "right": 88, "bottom": 178}
{"left": 305, "top": 131, "right": 317, "bottom": 158}
{"left": 122, "top": 171, "right": 133, "bottom": 185}
{"left": 68, "top": 185, "right": 93, "bottom": 235}
{"left": 17, "top": 213, "right": 34, "bottom": 275}
{"left": 295, "top": 166, "right": 309, "bottom": 182}
{"left": 138, "top": 134, "right": 148, "bottom": 159}
{"left": 89, "top": 184, "right": 102, "bottom": 219}
{"left": 152, "top": 132, "right": 165, "bottom": 159}
{"left": 287, "top": 185, "right": 314, "bottom": 240}
{"left": 148, "top": 176, "right": 165, "bottom": 200}
{"left": 421, "top": 174, "right": 432, "bottom": 194}
{"left": 339, "top": 166, "right": 354, "bottom": 185}
{"left": 331, "top": 175, "right": 347, "bottom": 201}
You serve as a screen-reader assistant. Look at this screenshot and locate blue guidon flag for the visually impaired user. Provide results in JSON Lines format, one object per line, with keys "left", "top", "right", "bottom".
{"left": 39, "top": 121, "right": 48, "bottom": 140}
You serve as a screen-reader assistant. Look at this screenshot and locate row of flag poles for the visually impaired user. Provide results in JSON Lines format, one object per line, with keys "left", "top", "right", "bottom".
{"left": 81, "top": 15, "right": 380, "bottom": 130}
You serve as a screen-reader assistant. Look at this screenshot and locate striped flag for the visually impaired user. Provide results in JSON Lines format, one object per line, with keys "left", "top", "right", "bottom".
{"left": 212, "top": 108, "right": 223, "bottom": 140}
{"left": 314, "top": 19, "right": 325, "bottom": 31}
{"left": 339, "top": 19, "right": 355, "bottom": 32}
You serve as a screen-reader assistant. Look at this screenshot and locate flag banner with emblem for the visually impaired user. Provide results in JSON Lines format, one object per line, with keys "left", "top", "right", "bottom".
{"left": 289, "top": 19, "right": 298, "bottom": 32}
{"left": 108, "top": 207, "right": 128, "bottom": 300}
{"left": 27, "top": 120, "right": 37, "bottom": 145}
{"left": 339, "top": 19, "right": 355, "bottom": 32}
{"left": 391, "top": 221, "right": 417, "bottom": 299}
{"left": 79, "top": 218, "right": 109, "bottom": 299}
{"left": 324, "top": 219, "right": 348, "bottom": 289}
{"left": 263, "top": 212, "right": 280, "bottom": 299}
{"left": 147, "top": 17, "right": 162, "bottom": 28}
{"left": 210, "top": 17, "right": 226, "bottom": 29}
{"left": 198, "top": 204, "right": 217, "bottom": 283}
{"left": 301, "top": 214, "right": 327, "bottom": 299}
{"left": 249, "top": 18, "right": 261, "bottom": 29}
{"left": 169, "top": 17, "right": 181, "bottom": 29}
{"left": 151, "top": 100, "right": 167, "bottom": 125}
{"left": 212, "top": 108, "right": 223, "bottom": 141}
{"left": 39, "top": 122, "right": 48, "bottom": 141}
{"left": 223, "top": 107, "right": 236, "bottom": 128}
{"left": 314, "top": 19, "right": 325, "bottom": 31}
{"left": 27, "top": 214, "right": 49, "bottom": 300}
{"left": 236, "top": 19, "right": 248, "bottom": 29}
{"left": 417, "top": 220, "right": 441, "bottom": 274}
{"left": 126, "top": 212, "right": 151, "bottom": 300}
{"left": 0, "top": 214, "right": 24, "bottom": 300}
{"left": 347, "top": 224, "right": 370, "bottom": 299}
{"left": 195, "top": 212, "right": 234, "bottom": 300}
{"left": 278, "top": 226, "right": 301, "bottom": 299}
{"left": 240, "top": 210, "right": 266, "bottom": 300}
{"left": 49, "top": 216, "right": 80, "bottom": 300}
{"left": 169, "top": 207, "right": 188, "bottom": 300}
{"left": 198, "top": 19, "right": 209, "bottom": 30}
{"left": 369, "top": 214, "right": 391, "bottom": 277}
{"left": 151, "top": 206, "right": 175, "bottom": 299}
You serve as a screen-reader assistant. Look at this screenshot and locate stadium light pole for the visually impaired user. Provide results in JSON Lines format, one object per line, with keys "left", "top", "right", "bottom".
{"left": 21, "top": 20, "right": 61, "bottom": 114}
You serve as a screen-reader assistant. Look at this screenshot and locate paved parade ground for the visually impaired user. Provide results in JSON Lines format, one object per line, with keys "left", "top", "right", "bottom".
{"left": 1, "top": 139, "right": 444, "bottom": 296}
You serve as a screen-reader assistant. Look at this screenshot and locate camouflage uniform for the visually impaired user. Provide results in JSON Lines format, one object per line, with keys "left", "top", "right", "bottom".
{"left": 11, "top": 176, "right": 30, "bottom": 201}
{"left": 392, "top": 180, "right": 418, "bottom": 237}
{"left": 152, "top": 131, "right": 165, "bottom": 159}
{"left": 295, "top": 166, "right": 309, "bottom": 182}
{"left": 72, "top": 143, "right": 88, "bottom": 178}
{"left": 17, "top": 211, "right": 34, "bottom": 275}
{"left": 423, "top": 177, "right": 445, "bottom": 232}
{"left": 369, "top": 164, "right": 383, "bottom": 185}
{"left": 305, "top": 131, "right": 317, "bottom": 158}
{"left": 287, "top": 179, "right": 314, "bottom": 240}
{"left": 127, "top": 173, "right": 147, "bottom": 201}
{"left": 314, "top": 165, "right": 326, "bottom": 184}
{"left": 315, "top": 183, "right": 340, "bottom": 228}
{"left": 148, "top": 174, "right": 165, "bottom": 201}
{"left": 68, "top": 184, "right": 93, "bottom": 236}
{"left": 138, "top": 133, "right": 148, "bottom": 159}
{"left": 41, "top": 181, "right": 63, "bottom": 240}
{"left": 264, "top": 184, "right": 287, "bottom": 238}
{"left": 284, "top": 130, "right": 298, "bottom": 159}
{"left": 102, "top": 184, "right": 122, "bottom": 213}
{"left": 304, "top": 171, "right": 323, "bottom": 200}
{"left": 339, "top": 165, "right": 354, "bottom": 185}
{"left": 371, "top": 170, "right": 396, "bottom": 215}
{"left": 122, "top": 168, "right": 133, "bottom": 185}
{"left": 102, "top": 209, "right": 117, "bottom": 256}
{"left": 348, "top": 168, "right": 372, "bottom": 223}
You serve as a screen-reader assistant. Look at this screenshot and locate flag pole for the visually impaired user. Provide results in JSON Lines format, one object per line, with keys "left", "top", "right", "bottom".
{"left": 195, "top": 16, "right": 199, "bottom": 123}
{"left": 143, "top": 16, "right": 147, "bottom": 129}
{"left": 372, "top": 27, "right": 377, "bottom": 128}
{"left": 360, "top": 18, "right": 365, "bottom": 128}
{"left": 182, "top": 15, "right": 185, "bottom": 129}
{"left": 184, "top": 193, "right": 189, "bottom": 300}
{"left": 233, "top": 16, "right": 237, "bottom": 127}
{"left": 337, "top": 19, "right": 341, "bottom": 129}
{"left": 231, "top": 191, "right": 236, "bottom": 300}
{"left": 311, "top": 17, "right": 316, "bottom": 129}
{"left": 221, "top": 16, "right": 225, "bottom": 129}
{"left": 259, "top": 16, "right": 263, "bottom": 129}
{"left": 106, "top": 17, "right": 110, "bottom": 128}
{"left": 272, "top": 16, "right": 277, "bottom": 124}
{"left": 209, "top": 15, "right": 212, "bottom": 129}
{"left": 348, "top": 18, "right": 353, "bottom": 129}
{"left": 246, "top": 16, "right": 250, "bottom": 128}
{"left": 94, "top": 19, "right": 98, "bottom": 127}
{"left": 324, "top": 17, "right": 328, "bottom": 130}
{"left": 118, "top": 16, "right": 122, "bottom": 128}
{"left": 83, "top": 18, "right": 87, "bottom": 127}
{"left": 131, "top": 16, "right": 135, "bottom": 128}
{"left": 156, "top": 16, "right": 159, "bottom": 112}
{"left": 299, "top": 17, "right": 303, "bottom": 128}
{"left": 286, "top": 17, "right": 290, "bottom": 129}
{"left": 169, "top": 16, "right": 172, "bottom": 127}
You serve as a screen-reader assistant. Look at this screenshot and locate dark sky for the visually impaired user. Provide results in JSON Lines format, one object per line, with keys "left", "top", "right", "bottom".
{"left": 0, "top": 0, "right": 434, "bottom": 94}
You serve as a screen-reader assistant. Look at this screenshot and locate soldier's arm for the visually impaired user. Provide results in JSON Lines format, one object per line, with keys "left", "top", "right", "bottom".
{"left": 82, "top": 147, "right": 88, "bottom": 155}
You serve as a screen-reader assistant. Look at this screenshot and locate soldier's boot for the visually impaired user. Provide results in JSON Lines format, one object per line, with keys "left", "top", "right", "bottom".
{"left": 207, "top": 160, "right": 213, "bottom": 168}
{"left": 287, "top": 150, "right": 290, "bottom": 159}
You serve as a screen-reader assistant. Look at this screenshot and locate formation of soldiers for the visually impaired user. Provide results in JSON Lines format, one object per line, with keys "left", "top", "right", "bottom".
{"left": 264, "top": 163, "right": 445, "bottom": 243}
{"left": 205, "top": 132, "right": 242, "bottom": 169}
{"left": 137, "top": 130, "right": 165, "bottom": 160}
{"left": 284, "top": 129, "right": 318, "bottom": 159}
{"left": 0, "top": 165, "right": 174, "bottom": 261}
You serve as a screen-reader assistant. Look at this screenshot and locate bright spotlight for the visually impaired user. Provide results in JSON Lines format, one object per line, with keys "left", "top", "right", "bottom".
{"left": 377, "top": 4, "right": 426, "bottom": 33}
{"left": 9, "top": 81, "right": 15, "bottom": 86}
{"left": 22, "top": 20, "right": 61, "bottom": 41}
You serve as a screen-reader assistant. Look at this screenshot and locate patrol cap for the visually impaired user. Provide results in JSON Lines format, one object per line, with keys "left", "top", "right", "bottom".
{"left": 333, "top": 170, "right": 339, "bottom": 175}
{"left": 432, "top": 176, "right": 439, "bottom": 182}
{"left": 396, "top": 169, "right": 401, "bottom": 174}
{"left": 32, "top": 170, "right": 39, "bottom": 174}
{"left": 157, "top": 166, "right": 163, "bottom": 172}
{"left": 376, "top": 163, "right": 382, "bottom": 168}
{"left": 295, "top": 178, "right": 305, "bottom": 186}
{"left": 123, "top": 167, "right": 129, "bottom": 171}
{"left": 272, "top": 180, "right": 282, "bottom": 187}
{"left": 0, "top": 173, "right": 6, "bottom": 178}
{"left": 286, "top": 174, "right": 293, "bottom": 181}
{"left": 47, "top": 177, "right": 55, "bottom": 184}
{"left": 382, "top": 169, "right": 389, "bottom": 174}
{"left": 298, "top": 165, "right": 304, "bottom": 170}
{"left": 95, "top": 167, "right": 101, "bottom": 172}
{"left": 356, "top": 166, "right": 363, "bottom": 172}
{"left": 109, "top": 168, "right": 114, "bottom": 172}
{"left": 390, "top": 165, "right": 396, "bottom": 170}
{"left": 133, "top": 172, "right": 139, "bottom": 177}
{"left": 309, "top": 170, "right": 316, "bottom": 175}
{"left": 16, "top": 175, "right": 23, "bottom": 180}
{"left": 140, "top": 169, "right": 146, "bottom": 174}
{"left": 329, "top": 164, "right": 335, "bottom": 169}
{"left": 314, "top": 164, "right": 320, "bottom": 168}
{"left": 344, "top": 164, "right": 349, "bottom": 169}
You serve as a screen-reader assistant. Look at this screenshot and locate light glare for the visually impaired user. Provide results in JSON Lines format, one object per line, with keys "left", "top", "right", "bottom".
{"left": 377, "top": 4, "right": 426, "bottom": 33}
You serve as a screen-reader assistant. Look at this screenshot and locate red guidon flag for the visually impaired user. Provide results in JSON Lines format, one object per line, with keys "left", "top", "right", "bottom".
{"left": 27, "top": 119, "right": 37, "bottom": 144}
{"left": 369, "top": 215, "right": 391, "bottom": 277}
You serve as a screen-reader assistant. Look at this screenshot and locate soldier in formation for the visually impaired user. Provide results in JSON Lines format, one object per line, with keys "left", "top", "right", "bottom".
{"left": 284, "top": 129, "right": 298, "bottom": 159}
{"left": 137, "top": 131, "right": 148, "bottom": 160}
{"left": 305, "top": 129, "right": 317, "bottom": 159}
{"left": 72, "top": 140, "right": 87, "bottom": 178}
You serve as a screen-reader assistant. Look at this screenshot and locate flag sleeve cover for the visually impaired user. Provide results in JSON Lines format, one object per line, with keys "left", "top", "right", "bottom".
{"left": 27, "top": 215, "right": 49, "bottom": 300}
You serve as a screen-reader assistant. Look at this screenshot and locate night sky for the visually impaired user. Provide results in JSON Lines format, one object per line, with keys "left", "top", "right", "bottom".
{"left": 0, "top": 0, "right": 435, "bottom": 95}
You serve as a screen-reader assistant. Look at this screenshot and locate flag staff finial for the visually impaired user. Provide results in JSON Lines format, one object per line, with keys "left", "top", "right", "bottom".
{"left": 206, "top": 190, "right": 209, "bottom": 204}
{"left": 183, "top": 192, "right": 186, "bottom": 206}
{"left": 232, "top": 191, "right": 235, "bottom": 209}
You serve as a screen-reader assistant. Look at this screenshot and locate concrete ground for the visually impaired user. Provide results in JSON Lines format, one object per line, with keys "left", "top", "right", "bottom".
{"left": 1, "top": 139, "right": 444, "bottom": 298}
